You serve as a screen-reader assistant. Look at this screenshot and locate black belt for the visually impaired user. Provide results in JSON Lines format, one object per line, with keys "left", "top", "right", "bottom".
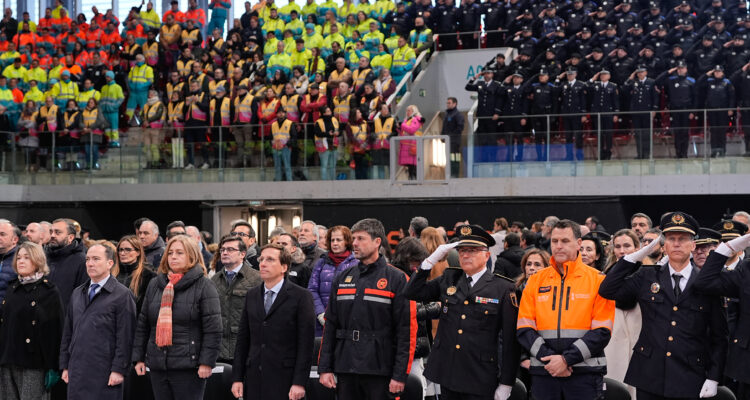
{"left": 335, "top": 329, "right": 390, "bottom": 342}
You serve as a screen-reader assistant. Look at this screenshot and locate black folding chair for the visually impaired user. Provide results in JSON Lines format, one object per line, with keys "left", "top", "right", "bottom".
{"left": 603, "top": 378, "right": 631, "bottom": 400}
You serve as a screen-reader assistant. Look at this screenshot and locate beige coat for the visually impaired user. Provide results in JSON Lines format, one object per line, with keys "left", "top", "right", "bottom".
{"left": 604, "top": 305, "right": 642, "bottom": 399}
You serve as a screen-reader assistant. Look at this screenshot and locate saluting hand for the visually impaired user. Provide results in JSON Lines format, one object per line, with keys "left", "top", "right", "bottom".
{"left": 421, "top": 242, "right": 459, "bottom": 270}
{"left": 624, "top": 234, "right": 662, "bottom": 263}
{"left": 107, "top": 372, "right": 124, "bottom": 386}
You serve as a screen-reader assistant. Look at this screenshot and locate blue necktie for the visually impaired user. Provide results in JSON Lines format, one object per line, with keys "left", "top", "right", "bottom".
{"left": 226, "top": 271, "right": 236, "bottom": 285}
{"left": 264, "top": 290, "right": 274, "bottom": 314}
{"left": 89, "top": 283, "right": 100, "bottom": 302}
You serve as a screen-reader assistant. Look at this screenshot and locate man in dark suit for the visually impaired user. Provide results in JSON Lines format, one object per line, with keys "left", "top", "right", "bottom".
{"left": 694, "top": 230, "right": 750, "bottom": 399}
{"left": 231, "top": 243, "right": 315, "bottom": 400}
{"left": 599, "top": 212, "right": 727, "bottom": 400}
{"left": 59, "top": 243, "right": 137, "bottom": 400}
{"left": 405, "top": 224, "right": 520, "bottom": 400}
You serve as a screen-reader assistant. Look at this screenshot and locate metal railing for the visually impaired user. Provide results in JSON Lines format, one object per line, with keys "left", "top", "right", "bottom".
{"left": 2, "top": 107, "right": 749, "bottom": 185}
{"left": 464, "top": 106, "right": 749, "bottom": 168}
{"left": 434, "top": 29, "right": 510, "bottom": 50}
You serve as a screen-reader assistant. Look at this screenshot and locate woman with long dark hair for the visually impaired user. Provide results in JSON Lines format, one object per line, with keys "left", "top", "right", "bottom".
{"left": 114, "top": 235, "right": 156, "bottom": 313}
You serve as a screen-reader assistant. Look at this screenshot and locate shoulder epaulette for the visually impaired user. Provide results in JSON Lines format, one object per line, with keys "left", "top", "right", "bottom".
{"left": 494, "top": 272, "right": 515, "bottom": 283}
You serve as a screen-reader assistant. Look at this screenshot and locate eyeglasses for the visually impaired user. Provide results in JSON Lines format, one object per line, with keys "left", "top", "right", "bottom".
{"left": 118, "top": 247, "right": 135, "bottom": 253}
{"left": 219, "top": 247, "right": 240, "bottom": 254}
{"left": 230, "top": 231, "right": 250, "bottom": 238}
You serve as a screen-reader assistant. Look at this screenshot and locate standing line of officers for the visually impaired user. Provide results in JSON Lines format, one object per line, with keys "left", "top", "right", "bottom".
{"left": 468, "top": 54, "right": 745, "bottom": 162}
{"left": 4, "top": 212, "right": 750, "bottom": 399}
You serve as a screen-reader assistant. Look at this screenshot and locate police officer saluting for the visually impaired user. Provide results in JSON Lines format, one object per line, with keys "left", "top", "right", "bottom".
{"left": 695, "top": 225, "right": 750, "bottom": 400}
{"left": 466, "top": 68, "right": 503, "bottom": 162}
{"left": 405, "top": 225, "right": 520, "bottom": 400}
{"left": 698, "top": 65, "right": 735, "bottom": 157}
{"left": 599, "top": 212, "right": 727, "bottom": 400}
{"left": 624, "top": 65, "right": 659, "bottom": 159}
{"left": 655, "top": 61, "right": 696, "bottom": 158}
{"left": 588, "top": 69, "right": 619, "bottom": 160}
{"left": 526, "top": 69, "right": 558, "bottom": 161}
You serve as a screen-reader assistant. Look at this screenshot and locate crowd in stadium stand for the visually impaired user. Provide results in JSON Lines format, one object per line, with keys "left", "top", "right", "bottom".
{"left": 0, "top": 0, "right": 748, "bottom": 175}
{"left": 0, "top": 211, "right": 749, "bottom": 399}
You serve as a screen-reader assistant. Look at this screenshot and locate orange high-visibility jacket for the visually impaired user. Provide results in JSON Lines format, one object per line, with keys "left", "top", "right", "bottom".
{"left": 517, "top": 254, "right": 615, "bottom": 375}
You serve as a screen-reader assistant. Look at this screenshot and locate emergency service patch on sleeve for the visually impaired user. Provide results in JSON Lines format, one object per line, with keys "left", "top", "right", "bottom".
{"left": 509, "top": 292, "right": 518, "bottom": 308}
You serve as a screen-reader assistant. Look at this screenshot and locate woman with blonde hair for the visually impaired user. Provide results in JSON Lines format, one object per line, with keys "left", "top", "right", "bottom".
{"left": 114, "top": 235, "right": 156, "bottom": 313}
{"left": 0, "top": 241, "right": 64, "bottom": 400}
{"left": 399, "top": 104, "right": 424, "bottom": 180}
{"left": 603, "top": 228, "right": 642, "bottom": 398}
{"left": 419, "top": 227, "right": 448, "bottom": 281}
{"left": 132, "top": 235, "right": 222, "bottom": 400}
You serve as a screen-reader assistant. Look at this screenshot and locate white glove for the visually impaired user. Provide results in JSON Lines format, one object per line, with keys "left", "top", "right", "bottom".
{"left": 494, "top": 384, "right": 512, "bottom": 400}
{"left": 699, "top": 379, "right": 718, "bottom": 398}
{"left": 317, "top": 313, "right": 325, "bottom": 326}
{"left": 623, "top": 235, "right": 662, "bottom": 263}
{"left": 421, "top": 242, "right": 459, "bottom": 270}
{"left": 717, "top": 233, "right": 750, "bottom": 257}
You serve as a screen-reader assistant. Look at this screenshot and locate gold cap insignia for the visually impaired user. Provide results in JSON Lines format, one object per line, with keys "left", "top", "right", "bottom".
{"left": 724, "top": 221, "right": 734, "bottom": 231}
{"left": 460, "top": 226, "right": 472, "bottom": 236}
{"left": 671, "top": 214, "right": 685, "bottom": 225}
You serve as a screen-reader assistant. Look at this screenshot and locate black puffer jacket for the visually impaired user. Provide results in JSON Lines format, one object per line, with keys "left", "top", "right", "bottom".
{"left": 115, "top": 262, "right": 156, "bottom": 314}
{"left": 494, "top": 245, "right": 525, "bottom": 279}
{"left": 132, "top": 265, "right": 222, "bottom": 370}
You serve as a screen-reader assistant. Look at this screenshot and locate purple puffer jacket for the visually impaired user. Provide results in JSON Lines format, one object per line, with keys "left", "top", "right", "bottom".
{"left": 307, "top": 252, "right": 359, "bottom": 334}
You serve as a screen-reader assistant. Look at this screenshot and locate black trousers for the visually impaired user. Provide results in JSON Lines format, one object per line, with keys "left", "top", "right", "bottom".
{"left": 670, "top": 109, "right": 691, "bottom": 158}
{"left": 460, "top": 31, "right": 478, "bottom": 49}
{"left": 439, "top": 35, "right": 458, "bottom": 51}
{"left": 477, "top": 117, "right": 499, "bottom": 162}
{"left": 441, "top": 386, "right": 493, "bottom": 400}
{"left": 532, "top": 114, "right": 550, "bottom": 161}
{"left": 531, "top": 373, "right": 604, "bottom": 400}
{"left": 562, "top": 116, "right": 583, "bottom": 160}
{"left": 632, "top": 112, "right": 652, "bottom": 159}
{"left": 485, "top": 30, "right": 503, "bottom": 48}
{"left": 503, "top": 117, "right": 526, "bottom": 162}
{"left": 708, "top": 109, "right": 729, "bottom": 154}
{"left": 337, "top": 373, "right": 391, "bottom": 400}
{"left": 636, "top": 388, "right": 698, "bottom": 400}
{"left": 592, "top": 113, "right": 614, "bottom": 160}
{"left": 742, "top": 109, "right": 750, "bottom": 153}
{"left": 149, "top": 369, "right": 207, "bottom": 400}
{"left": 737, "top": 382, "right": 750, "bottom": 400}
